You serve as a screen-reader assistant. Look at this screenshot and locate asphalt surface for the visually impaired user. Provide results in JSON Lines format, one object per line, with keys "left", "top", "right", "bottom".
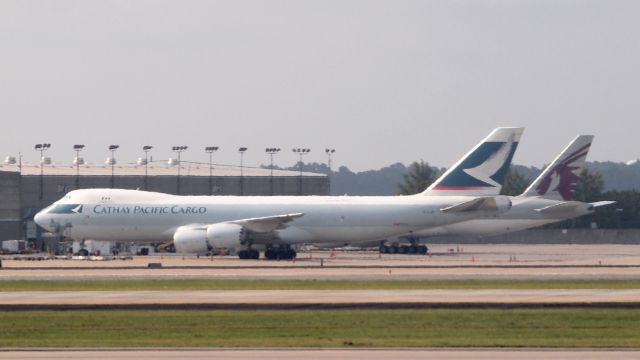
{"left": 1, "top": 349, "right": 640, "bottom": 360}
{"left": 2, "top": 244, "right": 640, "bottom": 280}
{"left": 0, "top": 289, "right": 638, "bottom": 310}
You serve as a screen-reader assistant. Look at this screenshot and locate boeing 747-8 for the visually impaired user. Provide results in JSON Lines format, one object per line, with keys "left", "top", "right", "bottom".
{"left": 34, "top": 127, "right": 522, "bottom": 259}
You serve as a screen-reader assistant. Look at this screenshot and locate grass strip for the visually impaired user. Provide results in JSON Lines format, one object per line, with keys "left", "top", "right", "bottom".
{"left": 0, "top": 308, "right": 638, "bottom": 348}
{"left": 0, "top": 279, "right": 639, "bottom": 291}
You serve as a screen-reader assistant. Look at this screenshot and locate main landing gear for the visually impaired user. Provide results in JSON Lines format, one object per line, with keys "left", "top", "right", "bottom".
{"left": 235, "top": 244, "right": 297, "bottom": 260}
{"left": 379, "top": 239, "right": 428, "bottom": 255}
{"left": 264, "top": 244, "right": 296, "bottom": 260}
{"left": 237, "top": 249, "right": 260, "bottom": 259}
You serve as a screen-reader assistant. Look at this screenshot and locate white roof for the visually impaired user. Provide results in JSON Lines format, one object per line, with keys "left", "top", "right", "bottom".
{"left": 0, "top": 162, "right": 324, "bottom": 177}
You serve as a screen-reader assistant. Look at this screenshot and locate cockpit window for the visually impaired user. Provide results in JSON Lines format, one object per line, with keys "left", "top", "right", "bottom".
{"left": 47, "top": 204, "right": 83, "bottom": 214}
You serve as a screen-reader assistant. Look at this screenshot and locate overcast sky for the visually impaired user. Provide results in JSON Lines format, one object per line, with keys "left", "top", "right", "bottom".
{"left": 1, "top": 0, "right": 638, "bottom": 171}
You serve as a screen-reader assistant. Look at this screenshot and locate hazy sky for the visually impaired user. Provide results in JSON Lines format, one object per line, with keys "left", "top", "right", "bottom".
{"left": 1, "top": 0, "right": 638, "bottom": 171}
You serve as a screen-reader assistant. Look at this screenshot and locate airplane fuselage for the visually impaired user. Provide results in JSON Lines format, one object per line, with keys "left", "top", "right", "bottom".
{"left": 35, "top": 189, "right": 508, "bottom": 247}
{"left": 409, "top": 196, "right": 594, "bottom": 238}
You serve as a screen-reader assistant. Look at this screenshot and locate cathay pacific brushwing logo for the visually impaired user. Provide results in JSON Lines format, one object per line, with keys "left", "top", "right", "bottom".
{"left": 433, "top": 139, "right": 519, "bottom": 190}
{"left": 462, "top": 134, "right": 515, "bottom": 188}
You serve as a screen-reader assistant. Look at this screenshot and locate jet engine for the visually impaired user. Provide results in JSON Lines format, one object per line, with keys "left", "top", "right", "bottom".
{"left": 173, "top": 223, "right": 246, "bottom": 254}
{"left": 206, "top": 223, "right": 246, "bottom": 248}
{"left": 492, "top": 195, "right": 513, "bottom": 215}
{"left": 173, "top": 228, "right": 208, "bottom": 254}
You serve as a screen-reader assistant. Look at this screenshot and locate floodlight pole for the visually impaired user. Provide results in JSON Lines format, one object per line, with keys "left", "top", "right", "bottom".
{"left": 35, "top": 143, "right": 50, "bottom": 202}
{"left": 325, "top": 149, "right": 335, "bottom": 195}
{"left": 108, "top": 145, "right": 119, "bottom": 188}
{"left": 172, "top": 146, "right": 188, "bottom": 195}
{"left": 265, "top": 148, "right": 280, "bottom": 195}
{"left": 292, "top": 148, "right": 310, "bottom": 195}
{"left": 143, "top": 146, "right": 153, "bottom": 191}
{"left": 205, "top": 146, "right": 219, "bottom": 195}
{"left": 238, "top": 147, "right": 247, "bottom": 195}
{"left": 73, "top": 144, "right": 85, "bottom": 189}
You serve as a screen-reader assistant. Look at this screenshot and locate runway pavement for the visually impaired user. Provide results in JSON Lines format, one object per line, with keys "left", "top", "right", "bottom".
{"left": 1, "top": 266, "right": 640, "bottom": 281}
{"left": 2, "top": 244, "right": 640, "bottom": 280}
{"left": 0, "top": 289, "right": 638, "bottom": 309}
{"left": 1, "top": 349, "right": 640, "bottom": 360}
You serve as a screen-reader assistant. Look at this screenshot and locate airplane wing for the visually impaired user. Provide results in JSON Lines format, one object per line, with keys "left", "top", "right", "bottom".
{"left": 440, "top": 196, "right": 511, "bottom": 213}
{"left": 177, "top": 213, "right": 305, "bottom": 233}
{"left": 227, "top": 213, "right": 305, "bottom": 233}
{"left": 172, "top": 213, "right": 305, "bottom": 253}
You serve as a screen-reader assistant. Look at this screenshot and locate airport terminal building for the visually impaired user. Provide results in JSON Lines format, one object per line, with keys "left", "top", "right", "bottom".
{"left": 0, "top": 160, "right": 328, "bottom": 245}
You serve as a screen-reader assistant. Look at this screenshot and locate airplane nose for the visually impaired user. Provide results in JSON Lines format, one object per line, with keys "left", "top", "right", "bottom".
{"left": 34, "top": 211, "right": 48, "bottom": 230}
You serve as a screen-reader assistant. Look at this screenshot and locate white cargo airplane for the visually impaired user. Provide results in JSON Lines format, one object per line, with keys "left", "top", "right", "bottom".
{"left": 34, "top": 127, "right": 522, "bottom": 259}
{"left": 378, "top": 135, "right": 615, "bottom": 253}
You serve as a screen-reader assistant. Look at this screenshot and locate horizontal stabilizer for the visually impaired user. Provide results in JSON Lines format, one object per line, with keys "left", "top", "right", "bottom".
{"left": 440, "top": 196, "right": 511, "bottom": 213}
{"left": 590, "top": 201, "right": 617, "bottom": 208}
{"left": 534, "top": 201, "right": 582, "bottom": 214}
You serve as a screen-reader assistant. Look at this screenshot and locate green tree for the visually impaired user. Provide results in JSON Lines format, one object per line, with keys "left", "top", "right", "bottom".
{"left": 573, "top": 169, "right": 604, "bottom": 202}
{"left": 589, "top": 190, "right": 640, "bottom": 228}
{"left": 397, "top": 160, "right": 439, "bottom": 195}
{"left": 548, "top": 169, "right": 606, "bottom": 229}
{"left": 500, "top": 168, "right": 530, "bottom": 196}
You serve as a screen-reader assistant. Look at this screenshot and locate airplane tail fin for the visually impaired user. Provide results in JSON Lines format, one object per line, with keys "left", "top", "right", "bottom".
{"left": 422, "top": 127, "right": 524, "bottom": 196}
{"left": 522, "top": 135, "right": 593, "bottom": 201}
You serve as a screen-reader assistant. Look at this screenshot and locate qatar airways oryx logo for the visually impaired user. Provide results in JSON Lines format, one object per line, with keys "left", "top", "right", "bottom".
{"left": 535, "top": 143, "right": 590, "bottom": 201}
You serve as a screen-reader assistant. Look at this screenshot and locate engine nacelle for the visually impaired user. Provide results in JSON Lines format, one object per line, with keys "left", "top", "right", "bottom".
{"left": 173, "top": 223, "right": 246, "bottom": 254}
{"left": 205, "top": 223, "right": 245, "bottom": 249}
{"left": 493, "top": 195, "right": 513, "bottom": 215}
{"left": 173, "top": 227, "right": 209, "bottom": 254}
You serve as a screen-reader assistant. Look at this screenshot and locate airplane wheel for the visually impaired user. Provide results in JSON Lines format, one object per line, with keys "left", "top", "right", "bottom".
{"left": 264, "top": 248, "right": 277, "bottom": 260}
{"left": 238, "top": 250, "right": 247, "bottom": 259}
{"left": 399, "top": 245, "right": 409, "bottom": 254}
{"left": 379, "top": 246, "right": 389, "bottom": 254}
{"left": 417, "top": 245, "right": 428, "bottom": 255}
{"left": 250, "top": 249, "right": 260, "bottom": 259}
{"left": 277, "top": 247, "right": 296, "bottom": 260}
{"left": 389, "top": 246, "right": 398, "bottom": 254}
{"left": 408, "top": 246, "right": 417, "bottom": 254}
